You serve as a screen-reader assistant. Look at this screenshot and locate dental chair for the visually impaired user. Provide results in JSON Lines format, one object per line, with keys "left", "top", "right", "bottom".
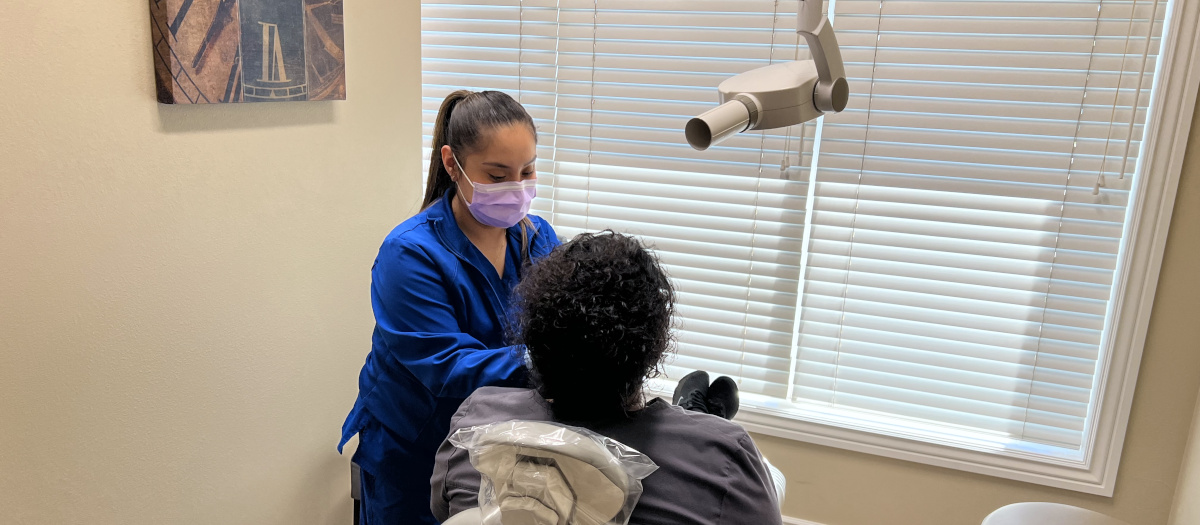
{"left": 351, "top": 422, "right": 786, "bottom": 525}
{"left": 443, "top": 421, "right": 652, "bottom": 525}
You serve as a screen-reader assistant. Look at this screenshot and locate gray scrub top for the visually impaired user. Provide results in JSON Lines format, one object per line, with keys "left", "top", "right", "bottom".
{"left": 431, "top": 387, "right": 782, "bottom": 525}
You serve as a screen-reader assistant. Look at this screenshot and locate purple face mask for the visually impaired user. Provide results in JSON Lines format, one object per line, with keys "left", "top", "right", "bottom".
{"left": 453, "top": 153, "right": 537, "bottom": 229}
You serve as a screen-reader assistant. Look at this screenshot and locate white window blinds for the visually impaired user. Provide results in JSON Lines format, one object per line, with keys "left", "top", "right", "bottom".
{"left": 421, "top": 0, "right": 1169, "bottom": 461}
{"left": 797, "top": 0, "right": 1165, "bottom": 454}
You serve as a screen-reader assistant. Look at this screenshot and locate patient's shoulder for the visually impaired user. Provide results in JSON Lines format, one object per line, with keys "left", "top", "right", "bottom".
{"left": 466, "top": 386, "right": 547, "bottom": 407}
{"left": 650, "top": 399, "right": 753, "bottom": 441}
{"left": 453, "top": 387, "right": 554, "bottom": 429}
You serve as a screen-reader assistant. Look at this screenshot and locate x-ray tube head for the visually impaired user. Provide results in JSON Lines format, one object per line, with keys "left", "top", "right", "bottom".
{"left": 685, "top": 95, "right": 761, "bottom": 151}
{"left": 684, "top": 0, "right": 848, "bottom": 151}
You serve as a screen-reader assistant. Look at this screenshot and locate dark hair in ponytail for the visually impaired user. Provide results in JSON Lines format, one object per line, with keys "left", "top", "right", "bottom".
{"left": 423, "top": 90, "right": 537, "bottom": 209}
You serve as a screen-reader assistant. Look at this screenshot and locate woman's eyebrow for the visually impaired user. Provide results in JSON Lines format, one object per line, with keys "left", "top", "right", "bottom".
{"left": 483, "top": 157, "right": 538, "bottom": 169}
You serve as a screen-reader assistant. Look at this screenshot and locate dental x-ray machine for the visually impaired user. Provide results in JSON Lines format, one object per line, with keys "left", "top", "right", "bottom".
{"left": 367, "top": 6, "right": 850, "bottom": 525}
{"left": 685, "top": 0, "right": 850, "bottom": 150}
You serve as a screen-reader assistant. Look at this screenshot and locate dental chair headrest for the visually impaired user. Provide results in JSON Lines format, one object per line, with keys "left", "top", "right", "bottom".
{"left": 449, "top": 420, "right": 657, "bottom": 525}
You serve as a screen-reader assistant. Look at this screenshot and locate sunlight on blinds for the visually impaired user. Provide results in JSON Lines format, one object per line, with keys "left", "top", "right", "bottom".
{"left": 420, "top": 0, "right": 1169, "bottom": 459}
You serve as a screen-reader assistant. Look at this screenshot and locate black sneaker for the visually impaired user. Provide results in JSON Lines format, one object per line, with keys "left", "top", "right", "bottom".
{"left": 707, "top": 376, "right": 740, "bottom": 420}
{"left": 672, "top": 370, "right": 710, "bottom": 413}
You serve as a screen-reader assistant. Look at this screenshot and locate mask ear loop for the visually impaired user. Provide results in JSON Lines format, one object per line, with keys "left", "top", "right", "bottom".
{"left": 451, "top": 151, "right": 476, "bottom": 206}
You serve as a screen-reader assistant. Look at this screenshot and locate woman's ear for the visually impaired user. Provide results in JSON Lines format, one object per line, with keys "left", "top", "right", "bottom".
{"left": 440, "top": 144, "right": 457, "bottom": 181}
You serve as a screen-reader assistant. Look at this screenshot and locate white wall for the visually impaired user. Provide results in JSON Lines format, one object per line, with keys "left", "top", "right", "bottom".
{"left": 0, "top": 2, "right": 422, "bottom": 524}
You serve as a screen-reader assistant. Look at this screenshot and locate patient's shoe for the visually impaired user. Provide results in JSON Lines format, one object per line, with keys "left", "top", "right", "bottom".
{"left": 672, "top": 370, "right": 710, "bottom": 413}
{"left": 707, "top": 376, "right": 740, "bottom": 420}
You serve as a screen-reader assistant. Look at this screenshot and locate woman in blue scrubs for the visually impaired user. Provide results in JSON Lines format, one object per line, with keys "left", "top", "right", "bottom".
{"left": 339, "top": 90, "right": 559, "bottom": 524}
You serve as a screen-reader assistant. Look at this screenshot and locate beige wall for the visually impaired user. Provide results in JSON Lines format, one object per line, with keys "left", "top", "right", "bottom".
{"left": 755, "top": 98, "right": 1200, "bottom": 525}
{"left": 1170, "top": 386, "right": 1200, "bottom": 525}
{"left": 0, "top": 2, "right": 421, "bottom": 524}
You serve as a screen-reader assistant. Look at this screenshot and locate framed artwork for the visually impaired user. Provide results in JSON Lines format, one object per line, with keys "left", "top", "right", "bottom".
{"left": 150, "top": 0, "right": 346, "bottom": 104}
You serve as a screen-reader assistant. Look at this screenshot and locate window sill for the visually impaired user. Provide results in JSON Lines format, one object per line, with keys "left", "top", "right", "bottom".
{"left": 647, "top": 383, "right": 1106, "bottom": 495}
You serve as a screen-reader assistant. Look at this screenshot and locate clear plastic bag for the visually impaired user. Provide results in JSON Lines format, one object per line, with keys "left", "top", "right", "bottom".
{"left": 449, "top": 420, "right": 659, "bottom": 525}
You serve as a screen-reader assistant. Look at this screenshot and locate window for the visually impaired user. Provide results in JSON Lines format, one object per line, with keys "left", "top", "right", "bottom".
{"left": 420, "top": 0, "right": 1197, "bottom": 495}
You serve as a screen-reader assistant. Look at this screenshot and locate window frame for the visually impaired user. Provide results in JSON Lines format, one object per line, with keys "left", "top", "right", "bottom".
{"left": 645, "top": 0, "right": 1200, "bottom": 495}
{"left": 420, "top": 0, "right": 1200, "bottom": 495}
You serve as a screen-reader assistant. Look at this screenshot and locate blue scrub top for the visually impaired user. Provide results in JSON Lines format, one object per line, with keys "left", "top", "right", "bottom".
{"left": 339, "top": 195, "right": 560, "bottom": 477}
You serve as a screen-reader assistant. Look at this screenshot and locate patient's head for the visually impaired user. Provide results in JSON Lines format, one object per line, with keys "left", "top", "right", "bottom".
{"left": 511, "top": 231, "right": 675, "bottom": 420}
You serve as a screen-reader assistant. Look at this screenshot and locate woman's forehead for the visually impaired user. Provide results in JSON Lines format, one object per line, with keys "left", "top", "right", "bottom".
{"left": 472, "top": 125, "right": 537, "bottom": 166}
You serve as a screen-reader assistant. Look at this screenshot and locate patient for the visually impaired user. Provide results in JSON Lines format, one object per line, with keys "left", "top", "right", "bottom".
{"left": 431, "top": 231, "right": 782, "bottom": 524}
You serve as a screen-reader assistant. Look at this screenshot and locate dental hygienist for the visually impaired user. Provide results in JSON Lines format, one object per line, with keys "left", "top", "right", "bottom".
{"left": 339, "top": 90, "right": 559, "bottom": 524}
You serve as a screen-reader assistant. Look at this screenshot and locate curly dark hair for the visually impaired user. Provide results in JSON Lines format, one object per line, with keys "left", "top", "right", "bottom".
{"left": 510, "top": 231, "right": 675, "bottom": 421}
